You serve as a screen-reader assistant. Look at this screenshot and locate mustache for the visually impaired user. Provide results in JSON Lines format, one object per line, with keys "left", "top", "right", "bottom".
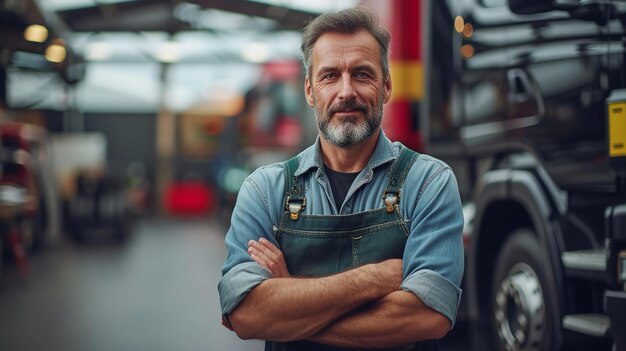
{"left": 327, "top": 100, "right": 368, "bottom": 116}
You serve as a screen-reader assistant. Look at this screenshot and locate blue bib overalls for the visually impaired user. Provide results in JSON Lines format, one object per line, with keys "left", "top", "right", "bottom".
{"left": 266, "top": 147, "right": 438, "bottom": 351}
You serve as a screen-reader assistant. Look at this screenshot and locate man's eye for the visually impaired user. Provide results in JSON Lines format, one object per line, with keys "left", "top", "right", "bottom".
{"left": 355, "top": 72, "right": 371, "bottom": 79}
{"left": 322, "top": 73, "right": 337, "bottom": 80}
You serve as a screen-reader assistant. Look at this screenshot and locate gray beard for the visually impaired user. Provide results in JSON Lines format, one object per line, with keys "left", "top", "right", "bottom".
{"left": 314, "top": 96, "right": 384, "bottom": 148}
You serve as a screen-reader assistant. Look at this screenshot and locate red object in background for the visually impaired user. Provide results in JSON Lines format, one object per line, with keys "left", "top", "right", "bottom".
{"left": 6, "top": 229, "right": 29, "bottom": 277}
{"left": 276, "top": 117, "right": 302, "bottom": 148}
{"left": 262, "top": 60, "right": 301, "bottom": 81}
{"left": 164, "top": 181, "right": 215, "bottom": 216}
{"left": 0, "top": 123, "right": 34, "bottom": 187}
{"left": 0, "top": 122, "right": 32, "bottom": 150}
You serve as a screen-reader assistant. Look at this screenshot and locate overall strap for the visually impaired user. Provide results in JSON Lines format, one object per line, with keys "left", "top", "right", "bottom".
{"left": 283, "top": 155, "right": 306, "bottom": 220}
{"left": 383, "top": 146, "right": 419, "bottom": 212}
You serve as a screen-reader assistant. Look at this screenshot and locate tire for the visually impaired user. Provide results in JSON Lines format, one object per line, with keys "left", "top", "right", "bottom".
{"left": 491, "top": 229, "right": 561, "bottom": 351}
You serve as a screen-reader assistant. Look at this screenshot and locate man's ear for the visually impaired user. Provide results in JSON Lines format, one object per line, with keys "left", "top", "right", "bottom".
{"left": 304, "top": 76, "right": 314, "bottom": 107}
{"left": 383, "top": 75, "right": 392, "bottom": 104}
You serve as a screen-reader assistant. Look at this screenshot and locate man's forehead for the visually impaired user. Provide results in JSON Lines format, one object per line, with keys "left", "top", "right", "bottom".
{"left": 313, "top": 31, "right": 379, "bottom": 51}
{"left": 311, "top": 31, "right": 381, "bottom": 68}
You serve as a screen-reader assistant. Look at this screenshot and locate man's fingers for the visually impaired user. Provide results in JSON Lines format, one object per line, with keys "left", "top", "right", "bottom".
{"left": 250, "top": 239, "right": 280, "bottom": 261}
{"left": 258, "top": 238, "right": 282, "bottom": 257}
{"left": 248, "top": 238, "right": 290, "bottom": 278}
{"left": 248, "top": 243, "right": 273, "bottom": 264}
{"left": 249, "top": 247, "right": 279, "bottom": 271}
{"left": 249, "top": 247, "right": 282, "bottom": 275}
{"left": 249, "top": 252, "right": 266, "bottom": 268}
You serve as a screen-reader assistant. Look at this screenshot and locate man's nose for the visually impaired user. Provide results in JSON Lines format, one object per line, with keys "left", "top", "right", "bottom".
{"left": 338, "top": 74, "right": 356, "bottom": 100}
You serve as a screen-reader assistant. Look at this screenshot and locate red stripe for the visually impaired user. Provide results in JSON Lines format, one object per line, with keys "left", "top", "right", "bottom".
{"left": 391, "top": 0, "right": 421, "bottom": 60}
{"left": 383, "top": 102, "right": 423, "bottom": 152}
{"left": 377, "top": 0, "right": 424, "bottom": 151}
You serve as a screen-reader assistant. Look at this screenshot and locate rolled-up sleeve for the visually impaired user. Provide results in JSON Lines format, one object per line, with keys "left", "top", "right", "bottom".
{"left": 401, "top": 269, "right": 461, "bottom": 327}
{"left": 219, "top": 262, "right": 271, "bottom": 315}
{"left": 401, "top": 157, "right": 464, "bottom": 328}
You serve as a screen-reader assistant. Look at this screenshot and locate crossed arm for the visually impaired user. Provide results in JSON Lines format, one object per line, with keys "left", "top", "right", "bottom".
{"left": 228, "top": 238, "right": 450, "bottom": 348}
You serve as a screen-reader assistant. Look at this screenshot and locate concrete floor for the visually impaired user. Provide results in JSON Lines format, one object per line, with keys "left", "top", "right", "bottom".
{"left": 0, "top": 218, "right": 467, "bottom": 351}
{"left": 0, "top": 218, "right": 262, "bottom": 351}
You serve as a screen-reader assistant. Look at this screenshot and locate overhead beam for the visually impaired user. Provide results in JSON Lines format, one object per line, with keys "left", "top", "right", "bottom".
{"left": 188, "top": 0, "right": 317, "bottom": 31}
{"left": 56, "top": 0, "right": 319, "bottom": 32}
{"left": 57, "top": 0, "right": 182, "bottom": 32}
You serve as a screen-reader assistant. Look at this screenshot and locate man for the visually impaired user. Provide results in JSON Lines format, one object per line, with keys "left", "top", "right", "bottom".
{"left": 218, "top": 7, "right": 464, "bottom": 351}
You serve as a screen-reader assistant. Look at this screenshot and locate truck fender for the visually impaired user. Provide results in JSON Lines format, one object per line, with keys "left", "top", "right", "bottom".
{"left": 466, "top": 167, "right": 566, "bottom": 348}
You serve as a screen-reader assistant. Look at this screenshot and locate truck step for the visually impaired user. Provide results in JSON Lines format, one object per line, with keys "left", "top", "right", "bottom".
{"left": 562, "top": 314, "right": 610, "bottom": 337}
{"left": 561, "top": 249, "right": 606, "bottom": 272}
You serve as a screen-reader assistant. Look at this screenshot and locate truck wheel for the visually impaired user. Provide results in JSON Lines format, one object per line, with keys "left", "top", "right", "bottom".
{"left": 491, "top": 229, "right": 560, "bottom": 351}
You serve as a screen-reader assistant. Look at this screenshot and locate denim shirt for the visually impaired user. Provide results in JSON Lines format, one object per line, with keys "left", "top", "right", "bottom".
{"left": 218, "top": 132, "right": 464, "bottom": 327}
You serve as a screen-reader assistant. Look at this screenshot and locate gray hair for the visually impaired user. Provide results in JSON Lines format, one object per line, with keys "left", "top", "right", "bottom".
{"left": 300, "top": 7, "right": 391, "bottom": 81}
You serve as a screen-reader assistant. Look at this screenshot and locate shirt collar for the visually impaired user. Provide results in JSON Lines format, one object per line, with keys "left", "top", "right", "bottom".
{"left": 294, "top": 130, "right": 399, "bottom": 177}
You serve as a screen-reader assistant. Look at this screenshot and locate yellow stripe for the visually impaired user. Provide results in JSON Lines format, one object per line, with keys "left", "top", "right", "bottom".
{"left": 609, "top": 102, "right": 626, "bottom": 157}
{"left": 390, "top": 61, "right": 423, "bottom": 101}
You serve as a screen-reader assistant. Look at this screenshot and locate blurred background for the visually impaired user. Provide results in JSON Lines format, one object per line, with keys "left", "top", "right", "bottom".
{"left": 3, "top": 1, "right": 351, "bottom": 350}
{"left": 1, "top": 0, "right": 626, "bottom": 350}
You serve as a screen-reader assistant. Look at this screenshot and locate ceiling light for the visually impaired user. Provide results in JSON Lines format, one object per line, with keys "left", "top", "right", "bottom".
{"left": 24, "top": 24, "right": 49, "bottom": 43}
{"left": 461, "top": 44, "right": 475, "bottom": 59}
{"left": 155, "top": 41, "right": 181, "bottom": 63}
{"left": 242, "top": 42, "right": 271, "bottom": 63}
{"left": 463, "top": 23, "right": 474, "bottom": 38}
{"left": 45, "top": 40, "right": 67, "bottom": 63}
{"left": 86, "top": 42, "right": 112, "bottom": 61}
{"left": 454, "top": 16, "right": 465, "bottom": 33}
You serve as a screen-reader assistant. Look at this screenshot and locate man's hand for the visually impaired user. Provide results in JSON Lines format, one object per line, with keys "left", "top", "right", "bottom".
{"left": 248, "top": 238, "right": 403, "bottom": 287}
{"left": 248, "top": 238, "right": 291, "bottom": 278}
{"left": 233, "top": 239, "right": 448, "bottom": 345}
{"left": 230, "top": 240, "right": 404, "bottom": 342}
{"left": 248, "top": 237, "right": 403, "bottom": 288}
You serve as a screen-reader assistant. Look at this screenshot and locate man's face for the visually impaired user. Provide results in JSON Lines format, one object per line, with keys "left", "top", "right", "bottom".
{"left": 305, "top": 31, "right": 392, "bottom": 148}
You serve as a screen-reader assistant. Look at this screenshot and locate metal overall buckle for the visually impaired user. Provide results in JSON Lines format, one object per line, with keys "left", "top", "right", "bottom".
{"left": 286, "top": 196, "right": 306, "bottom": 220}
{"left": 382, "top": 190, "right": 400, "bottom": 213}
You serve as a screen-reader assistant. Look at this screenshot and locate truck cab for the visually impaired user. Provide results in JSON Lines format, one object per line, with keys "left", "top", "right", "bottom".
{"left": 424, "top": 0, "right": 626, "bottom": 350}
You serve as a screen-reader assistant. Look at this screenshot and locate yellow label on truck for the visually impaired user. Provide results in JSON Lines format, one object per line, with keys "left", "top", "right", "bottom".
{"left": 609, "top": 102, "right": 626, "bottom": 157}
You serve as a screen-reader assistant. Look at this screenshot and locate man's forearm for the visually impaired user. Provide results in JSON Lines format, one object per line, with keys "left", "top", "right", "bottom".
{"left": 308, "top": 290, "right": 451, "bottom": 348}
{"left": 228, "top": 259, "right": 402, "bottom": 342}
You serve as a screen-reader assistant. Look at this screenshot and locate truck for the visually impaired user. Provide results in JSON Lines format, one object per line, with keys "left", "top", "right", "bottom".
{"left": 361, "top": 0, "right": 626, "bottom": 350}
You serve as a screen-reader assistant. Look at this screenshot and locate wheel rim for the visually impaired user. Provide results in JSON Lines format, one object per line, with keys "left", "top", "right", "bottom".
{"left": 494, "top": 262, "right": 545, "bottom": 351}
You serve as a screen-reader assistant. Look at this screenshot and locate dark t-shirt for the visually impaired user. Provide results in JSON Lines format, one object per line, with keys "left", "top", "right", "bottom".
{"left": 324, "top": 165, "right": 359, "bottom": 210}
